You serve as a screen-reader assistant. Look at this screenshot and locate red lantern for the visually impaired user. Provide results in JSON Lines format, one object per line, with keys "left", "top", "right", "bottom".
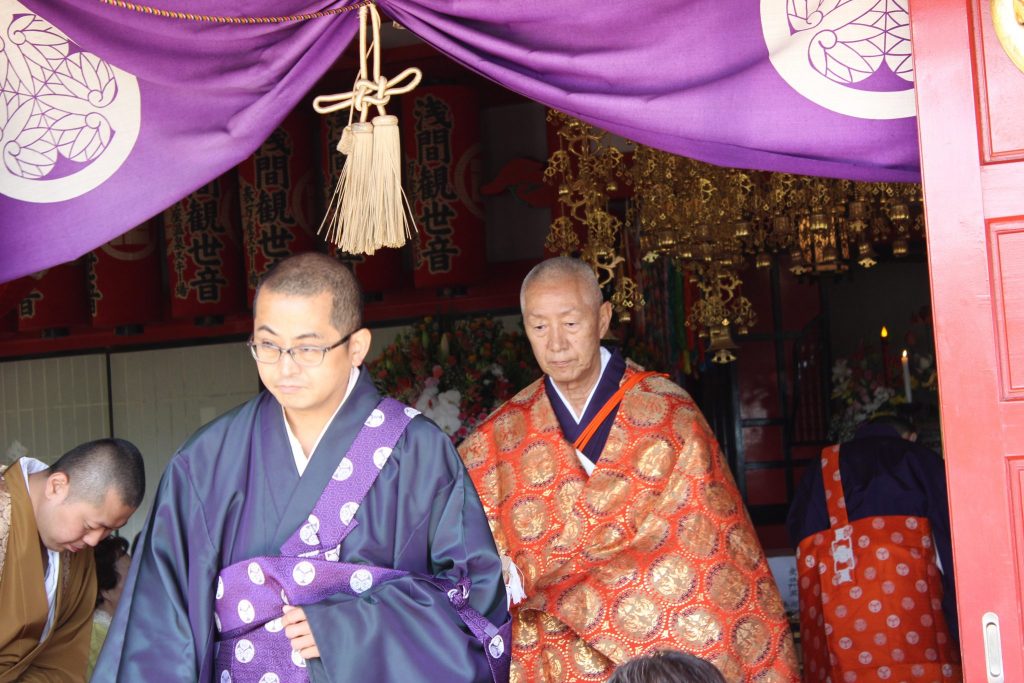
{"left": 0, "top": 278, "right": 36, "bottom": 335}
{"left": 402, "top": 86, "right": 486, "bottom": 289}
{"left": 86, "top": 220, "right": 162, "bottom": 329}
{"left": 320, "top": 107, "right": 407, "bottom": 295}
{"left": 164, "top": 174, "right": 247, "bottom": 322}
{"left": 17, "top": 261, "right": 90, "bottom": 334}
{"left": 240, "top": 108, "right": 320, "bottom": 306}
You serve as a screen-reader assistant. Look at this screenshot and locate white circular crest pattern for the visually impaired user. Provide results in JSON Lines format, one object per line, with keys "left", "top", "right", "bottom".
{"left": 488, "top": 634, "right": 505, "bottom": 659}
{"left": 300, "top": 515, "right": 321, "bottom": 546}
{"left": 247, "top": 562, "right": 266, "bottom": 585}
{"left": 291, "top": 650, "right": 307, "bottom": 668}
{"left": 760, "top": 0, "right": 915, "bottom": 119}
{"left": 292, "top": 561, "right": 316, "bottom": 586}
{"left": 373, "top": 446, "right": 393, "bottom": 469}
{"left": 216, "top": 576, "right": 225, "bottom": 599}
{"left": 237, "top": 599, "right": 256, "bottom": 624}
{"left": 339, "top": 502, "right": 359, "bottom": 525}
{"left": 364, "top": 409, "right": 386, "bottom": 427}
{"left": 350, "top": 568, "right": 374, "bottom": 594}
{"left": 264, "top": 617, "right": 284, "bottom": 633}
{"left": 234, "top": 639, "right": 255, "bottom": 664}
{"left": 0, "top": 3, "right": 142, "bottom": 202}
{"left": 332, "top": 458, "right": 354, "bottom": 481}
{"left": 404, "top": 407, "right": 421, "bottom": 418}
{"left": 220, "top": 671, "right": 232, "bottom": 683}
{"left": 258, "top": 674, "right": 280, "bottom": 683}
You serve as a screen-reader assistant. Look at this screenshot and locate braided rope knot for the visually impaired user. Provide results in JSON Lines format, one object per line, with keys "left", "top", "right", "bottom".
{"left": 317, "top": 69, "right": 421, "bottom": 119}
{"left": 312, "top": 4, "right": 421, "bottom": 122}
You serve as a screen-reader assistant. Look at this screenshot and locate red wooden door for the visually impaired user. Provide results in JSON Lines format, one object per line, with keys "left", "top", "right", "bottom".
{"left": 910, "top": 1, "right": 1024, "bottom": 680}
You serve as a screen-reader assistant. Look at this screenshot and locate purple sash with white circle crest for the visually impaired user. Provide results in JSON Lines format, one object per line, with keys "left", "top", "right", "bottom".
{"left": 213, "top": 398, "right": 510, "bottom": 683}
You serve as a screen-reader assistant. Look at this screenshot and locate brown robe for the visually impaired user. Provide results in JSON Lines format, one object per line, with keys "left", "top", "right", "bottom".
{"left": 0, "top": 460, "right": 96, "bottom": 682}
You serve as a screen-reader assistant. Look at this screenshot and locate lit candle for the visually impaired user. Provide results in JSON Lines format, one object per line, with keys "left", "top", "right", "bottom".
{"left": 880, "top": 326, "right": 889, "bottom": 386}
{"left": 901, "top": 349, "right": 912, "bottom": 403}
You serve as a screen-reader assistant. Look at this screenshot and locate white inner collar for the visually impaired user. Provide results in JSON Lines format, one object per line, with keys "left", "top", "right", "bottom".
{"left": 284, "top": 366, "right": 360, "bottom": 476}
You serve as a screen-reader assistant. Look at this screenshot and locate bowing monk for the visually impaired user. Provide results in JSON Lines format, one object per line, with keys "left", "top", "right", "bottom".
{"left": 459, "top": 257, "right": 799, "bottom": 683}
{"left": 0, "top": 438, "right": 144, "bottom": 682}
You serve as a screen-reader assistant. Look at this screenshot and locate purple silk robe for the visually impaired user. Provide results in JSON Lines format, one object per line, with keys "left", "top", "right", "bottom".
{"left": 93, "top": 370, "right": 508, "bottom": 682}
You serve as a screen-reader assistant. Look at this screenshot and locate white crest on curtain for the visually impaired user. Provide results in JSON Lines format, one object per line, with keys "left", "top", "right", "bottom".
{"left": 760, "top": 0, "right": 916, "bottom": 119}
{"left": 0, "top": 2, "right": 141, "bottom": 203}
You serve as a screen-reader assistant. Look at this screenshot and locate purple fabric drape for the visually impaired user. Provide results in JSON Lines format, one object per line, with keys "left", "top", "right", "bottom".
{"left": 1, "top": 1, "right": 358, "bottom": 283}
{"left": 382, "top": 0, "right": 919, "bottom": 181}
{"left": 0, "top": 0, "right": 920, "bottom": 284}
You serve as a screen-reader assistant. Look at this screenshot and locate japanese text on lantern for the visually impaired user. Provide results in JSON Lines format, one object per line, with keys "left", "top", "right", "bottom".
{"left": 243, "top": 129, "right": 297, "bottom": 288}
{"left": 171, "top": 182, "right": 229, "bottom": 303}
{"left": 85, "top": 253, "right": 101, "bottom": 316}
{"left": 412, "top": 95, "right": 460, "bottom": 274}
{"left": 19, "top": 291, "right": 42, "bottom": 319}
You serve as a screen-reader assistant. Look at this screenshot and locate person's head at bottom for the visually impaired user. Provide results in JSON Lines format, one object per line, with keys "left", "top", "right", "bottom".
{"left": 608, "top": 650, "right": 727, "bottom": 683}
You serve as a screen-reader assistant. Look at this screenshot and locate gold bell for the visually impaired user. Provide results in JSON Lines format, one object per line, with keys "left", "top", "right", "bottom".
{"left": 707, "top": 324, "right": 738, "bottom": 364}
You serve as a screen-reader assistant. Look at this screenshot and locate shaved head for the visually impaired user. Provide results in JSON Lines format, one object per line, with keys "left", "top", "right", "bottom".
{"left": 52, "top": 438, "right": 145, "bottom": 508}
{"left": 520, "top": 257, "right": 604, "bottom": 313}
{"left": 255, "top": 252, "right": 363, "bottom": 335}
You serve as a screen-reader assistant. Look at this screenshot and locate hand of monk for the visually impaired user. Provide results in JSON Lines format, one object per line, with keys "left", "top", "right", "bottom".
{"left": 281, "top": 605, "right": 320, "bottom": 660}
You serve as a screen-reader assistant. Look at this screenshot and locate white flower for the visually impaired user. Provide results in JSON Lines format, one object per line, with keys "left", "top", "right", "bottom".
{"left": 414, "top": 386, "right": 463, "bottom": 436}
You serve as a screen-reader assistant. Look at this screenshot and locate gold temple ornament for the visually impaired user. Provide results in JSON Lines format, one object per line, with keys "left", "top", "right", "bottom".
{"left": 543, "top": 113, "right": 925, "bottom": 363}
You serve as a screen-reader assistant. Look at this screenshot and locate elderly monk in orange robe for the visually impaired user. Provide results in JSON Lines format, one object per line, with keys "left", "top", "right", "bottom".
{"left": 459, "top": 257, "right": 799, "bottom": 683}
{"left": 0, "top": 439, "right": 144, "bottom": 682}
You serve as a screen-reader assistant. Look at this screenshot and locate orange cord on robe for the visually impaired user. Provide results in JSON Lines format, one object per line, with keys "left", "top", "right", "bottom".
{"left": 460, "top": 364, "right": 799, "bottom": 683}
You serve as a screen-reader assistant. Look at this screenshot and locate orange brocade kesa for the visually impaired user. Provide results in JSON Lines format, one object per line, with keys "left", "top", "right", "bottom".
{"left": 459, "top": 364, "right": 800, "bottom": 683}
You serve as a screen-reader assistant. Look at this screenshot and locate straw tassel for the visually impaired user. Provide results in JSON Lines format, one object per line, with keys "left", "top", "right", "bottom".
{"left": 312, "top": 4, "right": 422, "bottom": 255}
{"left": 338, "top": 121, "right": 375, "bottom": 254}
{"left": 370, "top": 114, "right": 413, "bottom": 249}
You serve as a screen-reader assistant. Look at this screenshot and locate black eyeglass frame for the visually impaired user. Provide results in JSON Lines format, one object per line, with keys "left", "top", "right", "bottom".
{"left": 246, "top": 330, "right": 354, "bottom": 367}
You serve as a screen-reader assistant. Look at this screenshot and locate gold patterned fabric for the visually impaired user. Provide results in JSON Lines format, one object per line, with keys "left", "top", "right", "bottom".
{"left": 460, "top": 363, "right": 799, "bottom": 683}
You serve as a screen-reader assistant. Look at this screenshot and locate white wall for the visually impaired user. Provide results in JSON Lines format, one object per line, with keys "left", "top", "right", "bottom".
{"left": 1, "top": 354, "right": 110, "bottom": 464}
{"left": 108, "top": 342, "right": 260, "bottom": 542}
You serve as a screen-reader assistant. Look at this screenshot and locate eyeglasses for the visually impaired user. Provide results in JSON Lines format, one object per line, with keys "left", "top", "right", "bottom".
{"left": 247, "top": 331, "right": 353, "bottom": 367}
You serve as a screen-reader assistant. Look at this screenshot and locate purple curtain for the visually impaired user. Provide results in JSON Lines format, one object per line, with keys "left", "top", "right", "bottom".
{"left": 0, "top": 0, "right": 919, "bottom": 283}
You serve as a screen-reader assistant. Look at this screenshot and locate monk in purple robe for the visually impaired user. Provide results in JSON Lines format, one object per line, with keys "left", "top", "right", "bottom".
{"left": 94, "top": 253, "right": 508, "bottom": 683}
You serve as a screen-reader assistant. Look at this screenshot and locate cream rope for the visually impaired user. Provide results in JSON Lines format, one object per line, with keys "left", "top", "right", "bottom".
{"left": 312, "top": 5, "right": 422, "bottom": 122}
{"left": 313, "top": 3, "right": 420, "bottom": 254}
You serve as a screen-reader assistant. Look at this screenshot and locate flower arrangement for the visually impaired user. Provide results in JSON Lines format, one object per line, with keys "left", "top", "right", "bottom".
{"left": 368, "top": 315, "right": 541, "bottom": 442}
{"left": 829, "top": 342, "right": 938, "bottom": 443}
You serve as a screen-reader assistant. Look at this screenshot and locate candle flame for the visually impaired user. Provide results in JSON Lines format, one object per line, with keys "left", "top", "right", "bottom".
{"left": 902, "top": 349, "right": 908, "bottom": 359}
{"left": 880, "top": 326, "right": 888, "bottom": 338}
